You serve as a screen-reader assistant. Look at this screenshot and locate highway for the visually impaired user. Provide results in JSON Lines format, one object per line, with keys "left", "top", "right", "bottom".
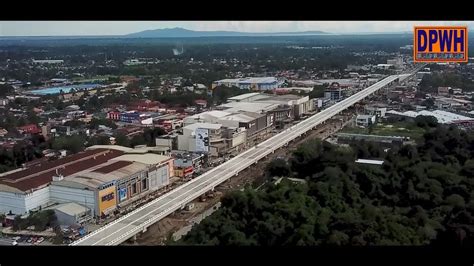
{"left": 70, "top": 72, "right": 415, "bottom": 246}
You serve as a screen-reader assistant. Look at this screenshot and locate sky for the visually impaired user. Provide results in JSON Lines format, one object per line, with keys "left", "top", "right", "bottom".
{"left": 0, "top": 21, "right": 472, "bottom": 36}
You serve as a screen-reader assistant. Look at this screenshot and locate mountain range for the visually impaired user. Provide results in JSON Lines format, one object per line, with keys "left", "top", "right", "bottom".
{"left": 125, "top": 27, "right": 329, "bottom": 38}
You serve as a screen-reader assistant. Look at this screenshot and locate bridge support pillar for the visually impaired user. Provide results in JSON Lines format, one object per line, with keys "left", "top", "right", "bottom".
{"left": 132, "top": 235, "right": 137, "bottom": 241}
{"left": 142, "top": 227, "right": 147, "bottom": 233}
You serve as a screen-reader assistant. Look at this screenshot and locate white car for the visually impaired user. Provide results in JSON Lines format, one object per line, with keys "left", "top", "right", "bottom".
{"left": 12, "top": 241, "right": 18, "bottom": 246}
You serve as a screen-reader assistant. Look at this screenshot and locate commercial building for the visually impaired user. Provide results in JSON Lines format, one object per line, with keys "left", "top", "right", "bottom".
{"left": 223, "top": 92, "right": 314, "bottom": 119}
{"left": 212, "top": 77, "right": 281, "bottom": 91}
{"left": 227, "top": 93, "right": 269, "bottom": 102}
{"left": 177, "top": 122, "right": 247, "bottom": 157}
{"left": 177, "top": 123, "right": 222, "bottom": 155}
{"left": 173, "top": 152, "right": 205, "bottom": 172}
{"left": 120, "top": 111, "right": 140, "bottom": 123}
{"left": 0, "top": 148, "right": 123, "bottom": 215}
{"left": 50, "top": 147, "right": 173, "bottom": 217}
{"left": 183, "top": 110, "right": 231, "bottom": 127}
{"left": 218, "top": 101, "right": 280, "bottom": 114}
{"left": 0, "top": 146, "right": 174, "bottom": 217}
{"left": 324, "top": 83, "right": 344, "bottom": 101}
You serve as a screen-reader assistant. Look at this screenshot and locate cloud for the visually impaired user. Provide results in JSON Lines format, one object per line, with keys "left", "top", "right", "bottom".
{"left": 0, "top": 21, "right": 473, "bottom": 36}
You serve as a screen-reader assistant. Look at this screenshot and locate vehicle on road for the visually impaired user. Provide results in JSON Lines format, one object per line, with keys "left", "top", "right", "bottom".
{"left": 12, "top": 241, "right": 18, "bottom": 246}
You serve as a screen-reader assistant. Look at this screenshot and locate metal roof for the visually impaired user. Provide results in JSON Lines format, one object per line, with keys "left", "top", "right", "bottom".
{"left": 355, "top": 159, "right": 384, "bottom": 165}
{"left": 215, "top": 77, "right": 278, "bottom": 84}
{"left": 227, "top": 92, "right": 261, "bottom": 101}
{"left": 86, "top": 145, "right": 134, "bottom": 152}
{"left": 220, "top": 102, "right": 279, "bottom": 113}
{"left": 53, "top": 202, "right": 89, "bottom": 216}
{"left": 0, "top": 149, "right": 124, "bottom": 193}
{"left": 183, "top": 123, "right": 222, "bottom": 131}
{"left": 62, "top": 161, "right": 149, "bottom": 189}
{"left": 387, "top": 109, "right": 474, "bottom": 124}
{"left": 111, "top": 154, "right": 171, "bottom": 165}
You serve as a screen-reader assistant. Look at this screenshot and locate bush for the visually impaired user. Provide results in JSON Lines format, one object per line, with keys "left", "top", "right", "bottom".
{"left": 11, "top": 210, "right": 57, "bottom": 232}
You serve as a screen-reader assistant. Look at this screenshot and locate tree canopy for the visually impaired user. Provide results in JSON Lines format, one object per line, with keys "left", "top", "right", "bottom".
{"left": 181, "top": 123, "right": 474, "bottom": 247}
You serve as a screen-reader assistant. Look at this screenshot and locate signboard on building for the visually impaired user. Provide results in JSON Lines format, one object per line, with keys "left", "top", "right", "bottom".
{"left": 267, "top": 114, "right": 274, "bottom": 126}
{"left": 118, "top": 187, "right": 127, "bottom": 202}
{"left": 195, "top": 128, "right": 209, "bottom": 152}
{"left": 98, "top": 185, "right": 117, "bottom": 215}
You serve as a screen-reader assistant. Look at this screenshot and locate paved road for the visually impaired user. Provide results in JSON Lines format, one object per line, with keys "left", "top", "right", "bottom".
{"left": 71, "top": 72, "right": 415, "bottom": 246}
{"left": 0, "top": 237, "right": 13, "bottom": 246}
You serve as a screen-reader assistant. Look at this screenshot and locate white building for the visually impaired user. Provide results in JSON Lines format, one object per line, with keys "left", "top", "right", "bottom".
{"left": 356, "top": 115, "right": 376, "bottom": 127}
{"left": 365, "top": 106, "right": 387, "bottom": 118}
{"left": 177, "top": 123, "right": 223, "bottom": 156}
{"left": 212, "top": 77, "right": 281, "bottom": 91}
{"left": 386, "top": 110, "right": 474, "bottom": 124}
{"left": 0, "top": 146, "right": 173, "bottom": 217}
{"left": 32, "top": 59, "right": 64, "bottom": 64}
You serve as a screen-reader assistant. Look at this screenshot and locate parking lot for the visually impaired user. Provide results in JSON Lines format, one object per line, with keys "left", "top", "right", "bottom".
{"left": 0, "top": 235, "right": 53, "bottom": 246}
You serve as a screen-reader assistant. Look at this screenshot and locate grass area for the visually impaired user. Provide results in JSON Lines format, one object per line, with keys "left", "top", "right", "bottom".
{"left": 341, "top": 121, "right": 426, "bottom": 140}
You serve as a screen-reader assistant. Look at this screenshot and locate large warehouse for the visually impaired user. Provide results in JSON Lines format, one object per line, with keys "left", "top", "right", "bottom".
{"left": 0, "top": 146, "right": 174, "bottom": 217}
{"left": 212, "top": 77, "right": 282, "bottom": 91}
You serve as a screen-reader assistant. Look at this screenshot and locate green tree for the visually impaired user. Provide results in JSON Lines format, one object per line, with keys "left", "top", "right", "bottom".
{"left": 308, "top": 85, "right": 326, "bottom": 99}
{"left": 51, "top": 135, "right": 86, "bottom": 153}
{"left": 266, "top": 158, "right": 291, "bottom": 178}
{"left": 212, "top": 85, "right": 250, "bottom": 105}
{"left": 0, "top": 84, "right": 15, "bottom": 97}
{"left": 114, "top": 133, "right": 130, "bottom": 147}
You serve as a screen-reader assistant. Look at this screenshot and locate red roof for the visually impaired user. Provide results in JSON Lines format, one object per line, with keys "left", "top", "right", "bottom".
{"left": 17, "top": 124, "right": 40, "bottom": 134}
{"left": 93, "top": 161, "right": 133, "bottom": 174}
{"left": 195, "top": 100, "right": 207, "bottom": 104}
{"left": 0, "top": 149, "right": 124, "bottom": 192}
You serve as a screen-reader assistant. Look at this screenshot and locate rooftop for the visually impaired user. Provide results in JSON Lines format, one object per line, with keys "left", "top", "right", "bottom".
{"left": 53, "top": 202, "right": 89, "bottom": 216}
{"left": 355, "top": 159, "right": 384, "bottom": 165}
{"left": 215, "top": 77, "right": 278, "bottom": 84}
{"left": 87, "top": 145, "right": 134, "bottom": 152}
{"left": 227, "top": 92, "right": 262, "bottom": 101}
{"left": 183, "top": 123, "right": 222, "bottom": 131}
{"left": 356, "top": 114, "right": 376, "bottom": 119}
{"left": 387, "top": 109, "right": 474, "bottom": 124}
{"left": 219, "top": 113, "right": 256, "bottom": 123}
{"left": 0, "top": 149, "right": 124, "bottom": 193}
{"left": 219, "top": 101, "right": 279, "bottom": 113}
{"left": 111, "top": 154, "right": 171, "bottom": 165}
{"left": 60, "top": 161, "right": 149, "bottom": 189}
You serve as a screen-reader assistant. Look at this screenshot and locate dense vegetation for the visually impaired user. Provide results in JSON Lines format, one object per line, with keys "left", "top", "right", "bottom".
{"left": 181, "top": 123, "right": 474, "bottom": 246}
{"left": 0, "top": 136, "right": 47, "bottom": 173}
{"left": 12, "top": 210, "right": 57, "bottom": 232}
{"left": 419, "top": 72, "right": 474, "bottom": 93}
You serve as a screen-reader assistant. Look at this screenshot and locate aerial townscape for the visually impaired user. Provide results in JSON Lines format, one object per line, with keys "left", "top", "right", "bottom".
{"left": 0, "top": 22, "right": 473, "bottom": 248}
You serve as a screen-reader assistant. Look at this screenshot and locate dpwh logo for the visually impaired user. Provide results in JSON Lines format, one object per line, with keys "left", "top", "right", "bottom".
{"left": 414, "top": 26, "right": 468, "bottom": 62}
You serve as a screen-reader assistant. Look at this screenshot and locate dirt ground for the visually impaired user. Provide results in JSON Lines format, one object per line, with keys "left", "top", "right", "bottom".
{"left": 125, "top": 114, "right": 353, "bottom": 245}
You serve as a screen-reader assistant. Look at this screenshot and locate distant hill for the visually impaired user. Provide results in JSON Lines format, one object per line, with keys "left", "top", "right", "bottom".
{"left": 125, "top": 27, "right": 329, "bottom": 38}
